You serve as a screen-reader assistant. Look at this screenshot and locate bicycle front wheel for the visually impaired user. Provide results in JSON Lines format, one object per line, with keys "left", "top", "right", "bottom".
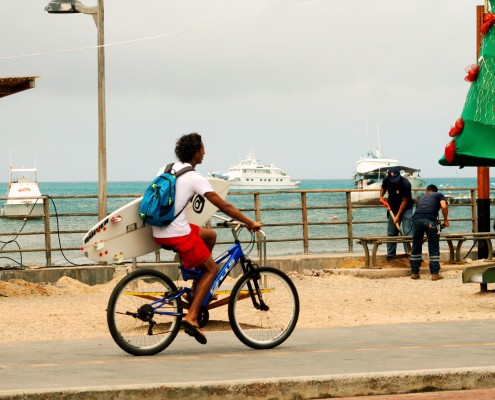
{"left": 107, "top": 268, "right": 182, "bottom": 356}
{"left": 228, "top": 267, "right": 299, "bottom": 349}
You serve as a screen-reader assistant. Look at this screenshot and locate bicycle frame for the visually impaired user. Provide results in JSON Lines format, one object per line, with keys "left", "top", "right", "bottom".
{"left": 150, "top": 223, "right": 266, "bottom": 318}
{"left": 202, "top": 242, "right": 245, "bottom": 305}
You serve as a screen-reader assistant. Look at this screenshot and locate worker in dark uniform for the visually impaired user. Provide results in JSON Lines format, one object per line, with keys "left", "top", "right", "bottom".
{"left": 379, "top": 166, "right": 414, "bottom": 261}
{"left": 410, "top": 184, "right": 449, "bottom": 280}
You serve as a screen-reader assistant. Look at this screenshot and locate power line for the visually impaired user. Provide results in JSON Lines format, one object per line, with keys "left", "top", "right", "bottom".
{"left": 0, "top": 0, "right": 321, "bottom": 61}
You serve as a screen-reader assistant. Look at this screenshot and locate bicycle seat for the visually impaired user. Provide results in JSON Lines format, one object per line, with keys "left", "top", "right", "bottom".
{"left": 181, "top": 266, "right": 204, "bottom": 281}
{"left": 160, "top": 244, "right": 177, "bottom": 252}
{"left": 160, "top": 245, "right": 203, "bottom": 280}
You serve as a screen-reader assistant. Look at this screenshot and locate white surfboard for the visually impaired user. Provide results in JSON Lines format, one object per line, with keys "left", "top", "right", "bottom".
{"left": 82, "top": 178, "right": 229, "bottom": 264}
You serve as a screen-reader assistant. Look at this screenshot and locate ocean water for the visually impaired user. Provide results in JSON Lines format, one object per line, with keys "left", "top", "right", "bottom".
{"left": 0, "top": 177, "right": 491, "bottom": 267}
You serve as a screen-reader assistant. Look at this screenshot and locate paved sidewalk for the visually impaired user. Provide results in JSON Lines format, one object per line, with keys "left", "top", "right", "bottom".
{"left": 1, "top": 320, "right": 495, "bottom": 399}
{"left": 333, "top": 388, "right": 495, "bottom": 399}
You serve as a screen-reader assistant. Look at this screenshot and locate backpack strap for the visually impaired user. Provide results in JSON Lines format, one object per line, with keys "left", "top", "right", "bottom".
{"left": 175, "top": 165, "right": 195, "bottom": 178}
{"left": 166, "top": 163, "right": 195, "bottom": 219}
{"left": 164, "top": 163, "right": 174, "bottom": 174}
{"left": 164, "top": 163, "right": 195, "bottom": 177}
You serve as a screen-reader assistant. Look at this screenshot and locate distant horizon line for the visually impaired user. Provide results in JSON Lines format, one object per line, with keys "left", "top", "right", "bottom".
{"left": 0, "top": 176, "right": 483, "bottom": 184}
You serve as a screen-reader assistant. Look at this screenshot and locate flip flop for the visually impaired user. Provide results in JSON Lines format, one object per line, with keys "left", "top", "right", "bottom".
{"left": 182, "top": 320, "right": 207, "bottom": 345}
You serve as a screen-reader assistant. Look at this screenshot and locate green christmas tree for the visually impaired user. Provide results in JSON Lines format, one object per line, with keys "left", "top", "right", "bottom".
{"left": 439, "top": 0, "right": 495, "bottom": 167}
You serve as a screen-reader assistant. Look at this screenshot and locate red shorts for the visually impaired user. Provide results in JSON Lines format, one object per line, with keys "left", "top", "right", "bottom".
{"left": 154, "top": 224, "right": 210, "bottom": 269}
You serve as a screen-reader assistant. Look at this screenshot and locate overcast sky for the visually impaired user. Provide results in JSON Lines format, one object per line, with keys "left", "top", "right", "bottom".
{"left": 0, "top": 0, "right": 488, "bottom": 182}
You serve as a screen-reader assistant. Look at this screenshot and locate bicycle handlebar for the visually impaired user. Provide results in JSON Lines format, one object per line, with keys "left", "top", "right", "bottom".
{"left": 212, "top": 214, "right": 266, "bottom": 265}
{"left": 214, "top": 216, "right": 264, "bottom": 235}
{"left": 215, "top": 220, "right": 238, "bottom": 228}
{"left": 214, "top": 214, "right": 240, "bottom": 227}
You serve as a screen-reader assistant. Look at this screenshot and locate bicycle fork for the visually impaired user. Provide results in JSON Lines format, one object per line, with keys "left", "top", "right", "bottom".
{"left": 245, "top": 270, "right": 269, "bottom": 311}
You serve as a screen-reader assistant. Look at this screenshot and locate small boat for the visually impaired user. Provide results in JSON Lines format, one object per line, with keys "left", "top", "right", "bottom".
{"left": 444, "top": 193, "right": 473, "bottom": 205}
{"left": 351, "top": 148, "right": 425, "bottom": 204}
{"left": 440, "top": 188, "right": 495, "bottom": 205}
{"left": 224, "top": 153, "right": 300, "bottom": 189}
{"left": 208, "top": 171, "right": 229, "bottom": 180}
{"left": 1, "top": 164, "right": 43, "bottom": 218}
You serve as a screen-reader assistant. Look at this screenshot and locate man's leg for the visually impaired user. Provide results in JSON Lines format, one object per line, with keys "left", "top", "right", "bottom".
{"left": 426, "top": 223, "right": 441, "bottom": 276}
{"left": 401, "top": 209, "right": 413, "bottom": 254}
{"left": 199, "top": 227, "right": 216, "bottom": 252}
{"left": 386, "top": 216, "right": 398, "bottom": 259}
{"left": 192, "top": 228, "right": 217, "bottom": 297}
{"left": 183, "top": 256, "right": 217, "bottom": 327}
{"left": 410, "top": 220, "right": 424, "bottom": 275}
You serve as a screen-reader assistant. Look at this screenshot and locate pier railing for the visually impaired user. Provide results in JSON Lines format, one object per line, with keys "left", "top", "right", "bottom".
{"left": 0, "top": 187, "right": 489, "bottom": 268}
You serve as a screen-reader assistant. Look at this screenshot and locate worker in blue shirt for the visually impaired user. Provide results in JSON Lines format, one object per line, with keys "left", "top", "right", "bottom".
{"left": 410, "top": 184, "right": 449, "bottom": 281}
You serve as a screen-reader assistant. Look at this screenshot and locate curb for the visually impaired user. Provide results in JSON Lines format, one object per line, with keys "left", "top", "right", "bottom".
{"left": 326, "top": 263, "right": 466, "bottom": 279}
{"left": 0, "top": 251, "right": 475, "bottom": 285}
{"left": 2, "top": 367, "right": 495, "bottom": 399}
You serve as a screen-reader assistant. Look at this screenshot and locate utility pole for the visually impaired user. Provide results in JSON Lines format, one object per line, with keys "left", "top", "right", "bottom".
{"left": 96, "top": 0, "right": 107, "bottom": 220}
{"left": 476, "top": 3, "right": 490, "bottom": 258}
{"left": 45, "top": 0, "right": 107, "bottom": 221}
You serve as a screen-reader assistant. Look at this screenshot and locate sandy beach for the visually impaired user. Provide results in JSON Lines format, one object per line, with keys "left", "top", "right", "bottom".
{"left": 1, "top": 259, "right": 494, "bottom": 344}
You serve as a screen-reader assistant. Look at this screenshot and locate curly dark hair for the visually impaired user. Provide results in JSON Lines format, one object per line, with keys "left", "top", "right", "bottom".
{"left": 175, "top": 132, "right": 203, "bottom": 162}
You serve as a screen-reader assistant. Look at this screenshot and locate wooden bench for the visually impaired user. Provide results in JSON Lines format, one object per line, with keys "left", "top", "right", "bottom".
{"left": 356, "top": 232, "right": 495, "bottom": 269}
{"left": 441, "top": 232, "right": 495, "bottom": 264}
{"left": 462, "top": 263, "right": 495, "bottom": 292}
{"left": 356, "top": 235, "right": 412, "bottom": 269}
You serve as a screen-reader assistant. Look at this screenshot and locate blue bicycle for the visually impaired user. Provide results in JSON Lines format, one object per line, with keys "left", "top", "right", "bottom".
{"left": 106, "top": 217, "right": 300, "bottom": 356}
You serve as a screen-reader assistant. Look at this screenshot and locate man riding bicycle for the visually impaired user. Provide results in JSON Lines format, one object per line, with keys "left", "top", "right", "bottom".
{"left": 152, "top": 132, "right": 262, "bottom": 344}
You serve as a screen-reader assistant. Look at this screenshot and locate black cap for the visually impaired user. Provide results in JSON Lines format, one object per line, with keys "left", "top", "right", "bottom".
{"left": 387, "top": 167, "right": 401, "bottom": 182}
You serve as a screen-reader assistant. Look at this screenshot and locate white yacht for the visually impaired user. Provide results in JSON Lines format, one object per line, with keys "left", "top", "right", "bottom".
{"left": 224, "top": 153, "right": 300, "bottom": 189}
{"left": 351, "top": 148, "right": 425, "bottom": 204}
{"left": 1, "top": 165, "right": 43, "bottom": 218}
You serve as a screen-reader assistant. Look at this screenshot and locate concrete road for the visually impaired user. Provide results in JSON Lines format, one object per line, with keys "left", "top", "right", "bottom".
{"left": 1, "top": 320, "right": 495, "bottom": 399}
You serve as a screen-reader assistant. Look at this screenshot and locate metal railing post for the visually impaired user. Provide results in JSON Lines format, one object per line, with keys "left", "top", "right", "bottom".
{"left": 43, "top": 197, "right": 52, "bottom": 267}
{"left": 254, "top": 193, "right": 262, "bottom": 258}
{"left": 346, "top": 191, "right": 353, "bottom": 252}
{"left": 254, "top": 193, "right": 261, "bottom": 222}
{"left": 471, "top": 189, "right": 477, "bottom": 232}
{"left": 301, "top": 192, "right": 309, "bottom": 254}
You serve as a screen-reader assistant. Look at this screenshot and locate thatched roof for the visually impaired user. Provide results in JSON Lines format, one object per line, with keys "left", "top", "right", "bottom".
{"left": 0, "top": 76, "right": 38, "bottom": 99}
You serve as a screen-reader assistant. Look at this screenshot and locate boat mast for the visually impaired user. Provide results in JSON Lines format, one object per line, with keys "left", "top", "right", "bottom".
{"left": 376, "top": 124, "right": 382, "bottom": 158}
{"left": 365, "top": 115, "right": 372, "bottom": 156}
{"left": 8, "top": 148, "right": 13, "bottom": 170}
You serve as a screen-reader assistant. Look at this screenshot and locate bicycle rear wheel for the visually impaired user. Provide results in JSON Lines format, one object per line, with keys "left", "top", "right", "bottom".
{"left": 228, "top": 267, "right": 299, "bottom": 349}
{"left": 107, "top": 268, "right": 182, "bottom": 356}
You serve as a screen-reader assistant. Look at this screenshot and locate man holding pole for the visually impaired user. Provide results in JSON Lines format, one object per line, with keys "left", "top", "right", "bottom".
{"left": 379, "top": 166, "right": 414, "bottom": 261}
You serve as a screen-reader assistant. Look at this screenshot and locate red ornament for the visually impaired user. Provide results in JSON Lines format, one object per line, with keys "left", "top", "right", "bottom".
{"left": 481, "top": 13, "right": 495, "bottom": 35}
{"left": 464, "top": 64, "right": 480, "bottom": 82}
{"left": 445, "top": 141, "right": 457, "bottom": 163}
{"left": 448, "top": 117, "right": 464, "bottom": 137}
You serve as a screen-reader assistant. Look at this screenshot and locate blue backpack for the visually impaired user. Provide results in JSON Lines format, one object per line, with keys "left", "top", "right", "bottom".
{"left": 139, "top": 163, "right": 194, "bottom": 227}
